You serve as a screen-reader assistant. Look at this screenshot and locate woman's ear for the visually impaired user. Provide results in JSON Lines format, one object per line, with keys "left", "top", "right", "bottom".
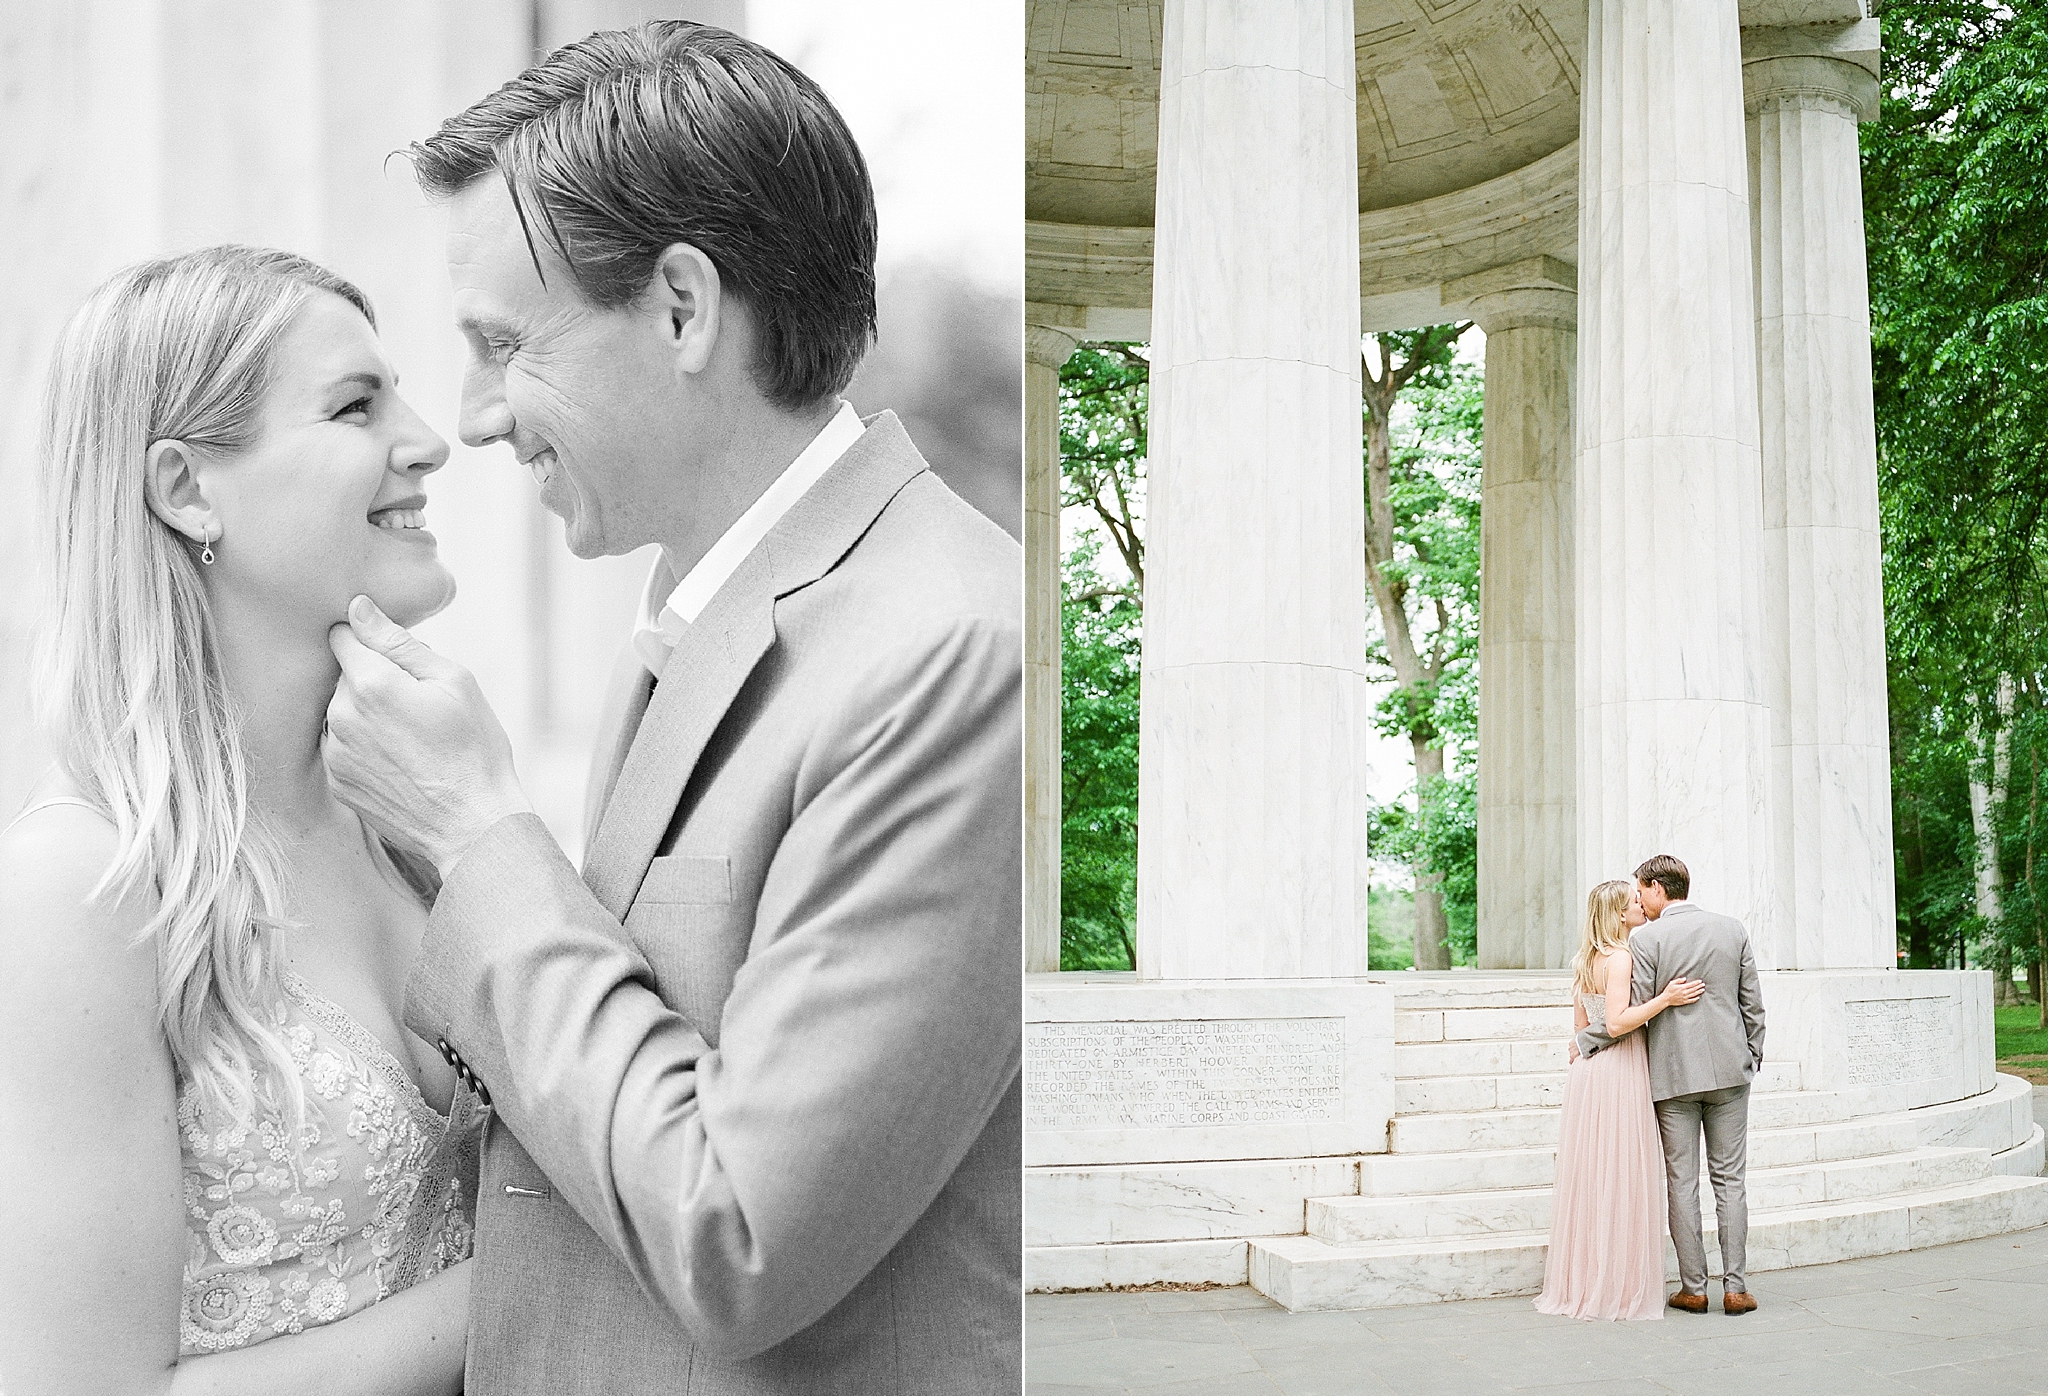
{"left": 143, "top": 439, "right": 218, "bottom": 546}
{"left": 647, "top": 243, "right": 722, "bottom": 378}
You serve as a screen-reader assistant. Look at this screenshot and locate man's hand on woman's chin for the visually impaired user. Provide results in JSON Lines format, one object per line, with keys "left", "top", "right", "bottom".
{"left": 323, "top": 593, "right": 534, "bottom": 878}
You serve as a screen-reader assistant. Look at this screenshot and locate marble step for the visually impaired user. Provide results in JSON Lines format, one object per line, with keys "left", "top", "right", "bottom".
{"left": 1396, "top": 1006, "right": 1571, "bottom": 1045}
{"left": 1371, "top": 1107, "right": 1922, "bottom": 1185}
{"left": 1396, "top": 1072, "right": 1568, "bottom": 1114}
{"left": 1388, "top": 1095, "right": 1916, "bottom": 1157}
{"left": 1310, "top": 1146, "right": 1996, "bottom": 1243}
{"left": 1394, "top": 1039, "right": 1568, "bottom": 1079}
{"left": 1394, "top": 1076, "right": 1854, "bottom": 1123}
{"left": 1250, "top": 1174, "right": 2048, "bottom": 1312}
{"left": 1392, "top": 1039, "right": 1803, "bottom": 1094}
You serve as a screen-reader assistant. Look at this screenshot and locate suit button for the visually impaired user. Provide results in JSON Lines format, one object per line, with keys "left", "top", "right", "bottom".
{"left": 437, "top": 1038, "right": 457, "bottom": 1065}
{"left": 474, "top": 1080, "right": 492, "bottom": 1107}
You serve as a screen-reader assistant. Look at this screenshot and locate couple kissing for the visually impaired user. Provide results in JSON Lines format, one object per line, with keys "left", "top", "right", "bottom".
{"left": 1536, "top": 854, "right": 1769, "bottom": 1321}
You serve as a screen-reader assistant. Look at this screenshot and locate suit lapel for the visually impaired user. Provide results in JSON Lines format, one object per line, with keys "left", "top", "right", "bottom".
{"left": 581, "top": 643, "right": 657, "bottom": 858}
{"left": 577, "top": 411, "right": 930, "bottom": 920}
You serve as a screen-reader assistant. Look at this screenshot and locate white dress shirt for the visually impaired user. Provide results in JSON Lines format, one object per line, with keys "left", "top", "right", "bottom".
{"left": 631, "top": 400, "right": 865, "bottom": 677}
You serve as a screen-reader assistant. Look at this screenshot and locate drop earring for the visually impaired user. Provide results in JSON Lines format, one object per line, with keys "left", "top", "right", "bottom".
{"left": 200, "top": 527, "right": 216, "bottom": 566}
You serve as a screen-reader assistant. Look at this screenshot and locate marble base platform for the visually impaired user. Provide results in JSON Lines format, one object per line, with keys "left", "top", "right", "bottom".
{"left": 1024, "top": 971, "right": 2047, "bottom": 1302}
{"left": 1025, "top": 976, "right": 1395, "bottom": 1168}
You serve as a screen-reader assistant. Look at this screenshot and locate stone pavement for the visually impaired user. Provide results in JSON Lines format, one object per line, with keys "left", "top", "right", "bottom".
{"left": 1027, "top": 1089, "right": 2048, "bottom": 1396}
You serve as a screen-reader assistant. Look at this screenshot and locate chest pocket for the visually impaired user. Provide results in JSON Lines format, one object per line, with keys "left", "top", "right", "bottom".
{"left": 624, "top": 854, "right": 744, "bottom": 1044}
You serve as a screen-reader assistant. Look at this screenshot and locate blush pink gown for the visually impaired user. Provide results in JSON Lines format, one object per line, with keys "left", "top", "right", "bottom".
{"left": 1533, "top": 991, "right": 1667, "bottom": 1321}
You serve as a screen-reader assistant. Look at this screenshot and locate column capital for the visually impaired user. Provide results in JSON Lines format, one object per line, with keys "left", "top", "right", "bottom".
{"left": 1443, "top": 255, "right": 1577, "bottom": 334}
{"left": 1026, "top": 323, "right": 1082, "bottom": 370}
{"left": 1742, "top": 20, "right": 1880, "bottom": 121}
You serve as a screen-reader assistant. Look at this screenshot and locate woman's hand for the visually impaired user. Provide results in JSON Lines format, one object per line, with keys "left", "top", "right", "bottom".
{"left": 1659, "top": 977, "right": 1705, "bottom": 1008}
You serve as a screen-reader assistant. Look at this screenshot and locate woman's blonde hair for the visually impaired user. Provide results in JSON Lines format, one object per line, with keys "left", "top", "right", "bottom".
{"left": 34, "top": 246, "right": 375, "bottom": 1126}
{"left": 1573, "top": 879, "right": 1636, "bottom": 995}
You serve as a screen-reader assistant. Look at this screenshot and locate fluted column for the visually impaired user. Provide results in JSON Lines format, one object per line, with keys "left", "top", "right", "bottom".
{"left": 1745, "top": 25, "right": 1893, "bottom": 969}
{"left": 1452, "top": 259, "right": 1578, "bottom": 969}
{"left": 1025, "top": 318, "right": 1080, "bottom": 974}
{"left": 1137, "top": 0, "right": 1368, "bottom": 979}
{"left": 1577, "top": 0, "right": 1777, "bottom": 954}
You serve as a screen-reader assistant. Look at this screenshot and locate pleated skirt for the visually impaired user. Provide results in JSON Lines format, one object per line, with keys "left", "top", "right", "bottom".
{"left": 1533, "top": 1028, "right": 1667, "bottom": 1321}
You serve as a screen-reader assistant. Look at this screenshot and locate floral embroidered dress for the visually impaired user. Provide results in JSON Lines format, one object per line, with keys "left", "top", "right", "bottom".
{"left": 178, "top": 971, "right": 485, "bottom": 1355}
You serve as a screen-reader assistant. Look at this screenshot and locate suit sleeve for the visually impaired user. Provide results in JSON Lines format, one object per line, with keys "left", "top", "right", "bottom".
{"left": 1738, "top": 933, "right": 1767, "bottom": 1071}
{"left": 403, "top": 615, "right": 1022, "bottom": 1361}
{"left": 1632, "top": 932, "right": 1657, "bottom": 1009}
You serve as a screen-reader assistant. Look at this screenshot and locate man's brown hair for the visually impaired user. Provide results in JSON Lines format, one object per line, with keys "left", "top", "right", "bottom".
{"left": 409, "top": 21, "right": 877, "bottom": 410}
{"left": 1634, "top": 853, "right": 1689, "bottom": 901}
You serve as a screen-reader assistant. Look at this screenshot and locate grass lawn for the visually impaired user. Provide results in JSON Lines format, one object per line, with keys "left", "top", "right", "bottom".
{"left": 1996, "top": 1004, "right": 2048, "bottom": 1085}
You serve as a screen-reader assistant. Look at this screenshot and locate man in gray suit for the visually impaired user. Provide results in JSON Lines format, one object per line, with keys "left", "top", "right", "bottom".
{"left": 1577, "top": 854, "right": 1767, "bottom": 1317}
{"left": 320, "top": 22, "right": 1020, "bottom": 1394}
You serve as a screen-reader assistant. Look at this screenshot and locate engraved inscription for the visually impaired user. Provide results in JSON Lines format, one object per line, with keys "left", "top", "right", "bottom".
{"left": 1026, "top": 1017, "right": 1344, "bottom": 1131}
{"left": 1845, "top": 998, "right": 1957, "bottom": 1087}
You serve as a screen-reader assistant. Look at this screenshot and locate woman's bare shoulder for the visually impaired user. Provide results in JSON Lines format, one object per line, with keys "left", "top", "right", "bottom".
{"left": 0, "top": 784, "right": 157, "bottom": 999}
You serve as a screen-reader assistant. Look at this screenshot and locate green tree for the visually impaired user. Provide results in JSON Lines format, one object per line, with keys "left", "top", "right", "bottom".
{"left": 1057, "top": 347, "right": 1148, "bottom": 969}
{"left": 1866, "top": 3, "right": 2048, "bottom": 1017}
{"left": 1362, "top": 331, "right": 1483, "bottom": 967}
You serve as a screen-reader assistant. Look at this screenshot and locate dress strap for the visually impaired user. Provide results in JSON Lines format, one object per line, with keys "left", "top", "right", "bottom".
{"left": 1, "top": 796, "right": 108, "bottom": 839}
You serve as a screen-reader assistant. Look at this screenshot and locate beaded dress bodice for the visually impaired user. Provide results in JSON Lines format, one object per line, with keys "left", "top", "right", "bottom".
{"left": 177, "top": 972, "right": 484, "bottom": 1355}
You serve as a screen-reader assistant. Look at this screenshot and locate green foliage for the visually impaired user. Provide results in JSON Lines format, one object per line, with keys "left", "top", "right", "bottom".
{"left": 1365, "top": 345, "right": 1484, "bottom": 963}
{"left": 1995, "top": 1005, "right": 2048, "bottom": 1064}
{"left": 1058, "top": 346, "right": 1148, "bottom": 587}
{"left": 1057, "top": 347, "right": 1147, "bottom": 971}
{"left": 1367, "top": 885, "right": 1416, "bottom": 971}
{"left": 1059, "top": 536, "right": 1142, "bottom": 971}
{"left": 1867, "top": 5, "right": 2048, "bottom": 971}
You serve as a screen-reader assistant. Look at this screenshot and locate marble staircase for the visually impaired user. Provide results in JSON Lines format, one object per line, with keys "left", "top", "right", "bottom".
{"left": 1246, "top": 977, "right": 2048, "bottom": 1311}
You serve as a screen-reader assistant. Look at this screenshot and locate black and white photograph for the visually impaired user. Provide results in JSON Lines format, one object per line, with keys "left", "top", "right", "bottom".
{"left": 0, "top": 4, "right": 1021, "bottom": 1393}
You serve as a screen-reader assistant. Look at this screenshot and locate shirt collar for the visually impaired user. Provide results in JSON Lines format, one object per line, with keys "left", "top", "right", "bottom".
{"left": 632, "top": 401, "right": 865, "bottom": 674}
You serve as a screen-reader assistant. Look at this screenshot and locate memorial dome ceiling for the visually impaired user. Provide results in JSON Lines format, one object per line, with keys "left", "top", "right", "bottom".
{"left": 1026, "top": 0, "right": 1587, "bottom": 228}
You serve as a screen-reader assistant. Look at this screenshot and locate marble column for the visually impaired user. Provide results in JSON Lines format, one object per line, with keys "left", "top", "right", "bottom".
{"left": 1450, "top": 259, "right": 1578, "bottom": 970}
{"left": 1025, "top": 317, "right": 1080, "bottom": 974}
{"left": 1577, "top": 0, "right": 1778, "bottom": 955}
{"left": 1745, "top": 25, "right": 1894, "bottom": 969}
{"left": 1137, "top": 0, "right": 1369, "bottom": 980}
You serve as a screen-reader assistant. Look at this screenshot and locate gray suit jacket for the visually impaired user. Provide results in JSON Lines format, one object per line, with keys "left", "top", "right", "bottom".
{"left": 404, "top": 413, "right": 1023, "bottom": 1395}
{"left": 1574, "top": 902, "right": 1766, "bottom": 1102}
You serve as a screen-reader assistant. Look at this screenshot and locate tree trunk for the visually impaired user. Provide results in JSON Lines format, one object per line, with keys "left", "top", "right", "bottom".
{"left": 1360, "top": 345, "right": 1450, "bottom": 974}
{"left": 2029, "top": 957, "right": 2043, "bottom": 1010}
{"left": 1907, "top": 917, "right": 1930, "bottom": 971}
{"left": 2027, "top": 737, "right": 2045, "bottom": 1030}
{"left": 1410, "top": 736, "right": 1451, "bottom": 969}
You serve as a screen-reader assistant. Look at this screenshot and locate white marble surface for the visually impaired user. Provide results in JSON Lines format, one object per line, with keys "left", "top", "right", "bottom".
{"left": 1019, "top": 317, "right": 1073, "bottom": 974}
{"left": 1025, "top": 977, "right": 1395, "bottom": 1166}
{"left": 1136, "top": 0, "right": 1371, "bottom": 979}
{"left": 1025, "top": 320, "right": 1079, "bottom": 976}
{"left": 1025, "top": 969, "right": 2040, "bottom": 1294}
{"left": 1761, "top": 969, "right": 1994, "bottom": 1109}
{"left": 1247, "top": 1172, "right": 2048, "bottom": 1311}
{"left": 1574, "top": 0, "right": 1777, "bottom": 952}
{"left": 1746, "top": 47, "right": 1894, "bottom": 970}
{"left": 1026, "top": 1156, "right": 1359, "bottom": 1246}
{"left": 1028, "top": 1237, "right": 1253, "bottom": 1292}
{"left": 1458, "top": 261, "right": 1580, "bottom": 971}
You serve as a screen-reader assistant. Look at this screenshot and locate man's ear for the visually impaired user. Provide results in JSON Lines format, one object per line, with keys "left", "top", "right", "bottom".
{"left": 143, "top": 439, "right": 219, "bottom": 546}
{"left": 647, "top": 243, "right": 722, "bottom": 378}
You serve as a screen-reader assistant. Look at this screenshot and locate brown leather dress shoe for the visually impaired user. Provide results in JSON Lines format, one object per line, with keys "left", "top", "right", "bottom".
{"left": 1723, "top": 1291, "right": 1758, "bottom": 1315}
{"left": 1668, "top": 1291, "right": 1709, "bottom": 1313}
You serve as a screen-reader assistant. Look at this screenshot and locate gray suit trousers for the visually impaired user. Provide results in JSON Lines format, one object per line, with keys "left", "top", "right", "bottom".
{"left": 1657, "top": 1084, "right": 1750, "bottom": 1295}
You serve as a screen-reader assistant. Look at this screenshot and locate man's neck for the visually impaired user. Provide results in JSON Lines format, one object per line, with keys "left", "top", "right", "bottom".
{"left": 660, "top": 395, "right": 842, "bottom": 581}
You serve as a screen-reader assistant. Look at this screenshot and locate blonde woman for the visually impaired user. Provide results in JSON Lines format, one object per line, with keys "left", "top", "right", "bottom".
{"left": 0, "top": 248, "right": 477, "bottom": 1394}
{"left": 1534, "top": 879, "right": 1703, "bottom": 1320}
